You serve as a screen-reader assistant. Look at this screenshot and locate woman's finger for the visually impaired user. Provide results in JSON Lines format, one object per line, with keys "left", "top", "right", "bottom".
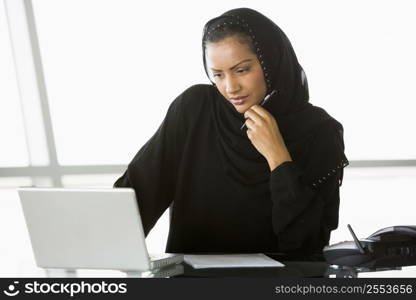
{"left": 244, "top": 108, "right": 263, "bottom": 124}
{"left": 245, "top": 118, "right": 256, "bottom": 130}
{"left": 250, "top": 105, "right": 271, "bottom": 120}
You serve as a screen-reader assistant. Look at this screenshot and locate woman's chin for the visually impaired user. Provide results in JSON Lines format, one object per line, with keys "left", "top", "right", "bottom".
{"left": 233, "top": 104, "right": 250, "bottom": 114}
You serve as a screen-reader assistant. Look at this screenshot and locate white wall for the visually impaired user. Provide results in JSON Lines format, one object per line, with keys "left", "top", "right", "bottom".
{"left": 26, "top": 0, "right": 416, "bottom": 165}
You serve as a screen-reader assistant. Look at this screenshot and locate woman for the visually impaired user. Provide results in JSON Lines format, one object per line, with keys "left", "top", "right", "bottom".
{"left": 114, "top": 8, "right": 348, "bottom": 258}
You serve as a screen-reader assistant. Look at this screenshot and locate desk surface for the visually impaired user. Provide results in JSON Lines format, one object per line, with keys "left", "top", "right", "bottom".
{"left": 4, "top": 259, "right": 416, "bottom": 278}
{"left": 177, "top": 261, "right": 328, "bottom": 278}
{"left": 111, "top": 261, "right": 416, "bottom": 278}
{"left": 174, "top": 261, "right": 416, "bottom": 278}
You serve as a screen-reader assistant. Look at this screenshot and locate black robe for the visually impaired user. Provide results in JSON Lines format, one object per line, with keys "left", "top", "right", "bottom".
{"left": 114, "top": 84, "right": 346, "bottom": 258}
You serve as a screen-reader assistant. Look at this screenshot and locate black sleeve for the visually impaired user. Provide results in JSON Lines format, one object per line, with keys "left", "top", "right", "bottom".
{"left": 270, "top": 161, "right": 341, "bottom": 256}
{"left": 114, "top": 97, "right": 184, "bottom": 237}
{"left": 269, "top": 119, "right": 347, "bottom": 257}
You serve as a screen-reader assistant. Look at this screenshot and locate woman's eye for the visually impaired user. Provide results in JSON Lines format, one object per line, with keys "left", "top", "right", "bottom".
{"left": 236, "top": 67, "right": 249, "bottom": 73}
{"left": 213, "top": 73, "right": 222, "bottom": 78}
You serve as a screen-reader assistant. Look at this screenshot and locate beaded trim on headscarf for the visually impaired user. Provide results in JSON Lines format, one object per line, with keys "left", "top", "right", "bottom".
{"left": 311, "top": 160, "right": 349, "bottom": 188}
{"left": 204, "top": 14, "right": 273, "bottom": 92}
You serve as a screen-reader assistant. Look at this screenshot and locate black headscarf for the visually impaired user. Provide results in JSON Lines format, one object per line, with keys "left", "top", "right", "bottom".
{"left": 202, "top": 8, "right": 348, "bottom": 187}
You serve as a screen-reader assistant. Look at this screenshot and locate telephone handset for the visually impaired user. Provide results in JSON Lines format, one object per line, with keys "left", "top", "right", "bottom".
{"left": 323, "top": 225, "right": 416, "bottom": 268}
{"left": 368, "top": 225, "right": 416, "bottom": 242}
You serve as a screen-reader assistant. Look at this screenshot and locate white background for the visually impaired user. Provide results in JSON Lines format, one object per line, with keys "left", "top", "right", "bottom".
{"left": 20, "top": 0, "right": 416, "bottom": 165}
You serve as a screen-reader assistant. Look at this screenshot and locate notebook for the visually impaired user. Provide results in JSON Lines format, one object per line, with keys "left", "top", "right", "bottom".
{"left": 184, "top": 254, "right": 284, "bottom": 269}
{"left": 18, "top": 188, "right": 183, "bottom": 272}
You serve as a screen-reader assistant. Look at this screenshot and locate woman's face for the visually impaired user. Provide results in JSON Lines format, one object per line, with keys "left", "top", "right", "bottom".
{"left": 205, "top": 35, "right": 267, "bottom": 114}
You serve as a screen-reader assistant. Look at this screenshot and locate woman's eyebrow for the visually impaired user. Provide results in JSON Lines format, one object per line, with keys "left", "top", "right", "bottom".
{"left": 210, "top": 59, "right": 252, "bottom": 72}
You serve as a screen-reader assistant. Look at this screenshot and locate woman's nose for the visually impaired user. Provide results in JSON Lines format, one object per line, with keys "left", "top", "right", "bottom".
{"left": 225, "top": 77, "right": 241, "bottom": 94}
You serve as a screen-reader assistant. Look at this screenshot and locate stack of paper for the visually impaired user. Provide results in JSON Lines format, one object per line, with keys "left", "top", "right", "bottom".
{"left": 184, "top": 254, "right": 284, "bottom": 269}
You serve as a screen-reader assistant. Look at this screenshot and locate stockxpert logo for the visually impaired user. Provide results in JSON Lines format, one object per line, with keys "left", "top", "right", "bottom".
{"left": 3, "top": 281, "right": 20, "bottom": 297}
{"left": 2, "top": 281, "right": 127, "bottom": 297}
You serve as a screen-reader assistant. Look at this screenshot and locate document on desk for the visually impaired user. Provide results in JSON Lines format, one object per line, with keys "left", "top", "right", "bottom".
{"left": 184, "top": 254, "right": 284, "bottom": 269}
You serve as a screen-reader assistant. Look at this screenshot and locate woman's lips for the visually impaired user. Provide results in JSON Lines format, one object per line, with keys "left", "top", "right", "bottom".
{"left": 229, "top": 95, "right": 248, "bottom": 105}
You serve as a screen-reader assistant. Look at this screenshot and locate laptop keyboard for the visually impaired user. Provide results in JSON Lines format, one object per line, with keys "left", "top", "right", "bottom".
{"left": 149, "top": 254, "right": 167, "bottom": 261}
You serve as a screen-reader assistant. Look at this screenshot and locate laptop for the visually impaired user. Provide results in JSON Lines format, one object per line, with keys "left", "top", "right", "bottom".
{"left": 18, "top": 188, "right": 183, "bottom": 272}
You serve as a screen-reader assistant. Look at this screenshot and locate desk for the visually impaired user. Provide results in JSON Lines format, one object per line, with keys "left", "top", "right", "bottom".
{"left": 84, "top": 261, "right": 413, "bottom": 278}
{"left": 178, "top": 261, "right": 328, "bottom": 278}
{"left": 2, "top": 259, "right": 415, "bottom": 278}
{"left": 173, "top": 262, "right": 413, "bottom": 278}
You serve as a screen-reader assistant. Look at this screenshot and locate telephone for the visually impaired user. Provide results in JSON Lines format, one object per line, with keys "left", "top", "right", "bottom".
{"left": 323, "top": 225, "right": 416, "bottom": 268}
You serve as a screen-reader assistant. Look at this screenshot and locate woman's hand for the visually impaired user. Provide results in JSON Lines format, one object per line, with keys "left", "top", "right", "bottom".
{"left": 244, "top": 105, "right": 292, "bottom": 171}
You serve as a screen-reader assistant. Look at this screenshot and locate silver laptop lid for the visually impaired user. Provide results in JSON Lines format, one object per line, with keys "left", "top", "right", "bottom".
{"left": 18, "top": 188, "right": 151, "bottom": 271}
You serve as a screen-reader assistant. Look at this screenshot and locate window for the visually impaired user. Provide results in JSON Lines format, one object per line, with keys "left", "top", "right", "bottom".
{"left": 30, "top": 0, "right": 416, "bottom": 163}
{"left": 32, "top": 0, "right": 209, "bottom": 165}
{"left": 0, "top": 2, "right": 29, "bottom": 167}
